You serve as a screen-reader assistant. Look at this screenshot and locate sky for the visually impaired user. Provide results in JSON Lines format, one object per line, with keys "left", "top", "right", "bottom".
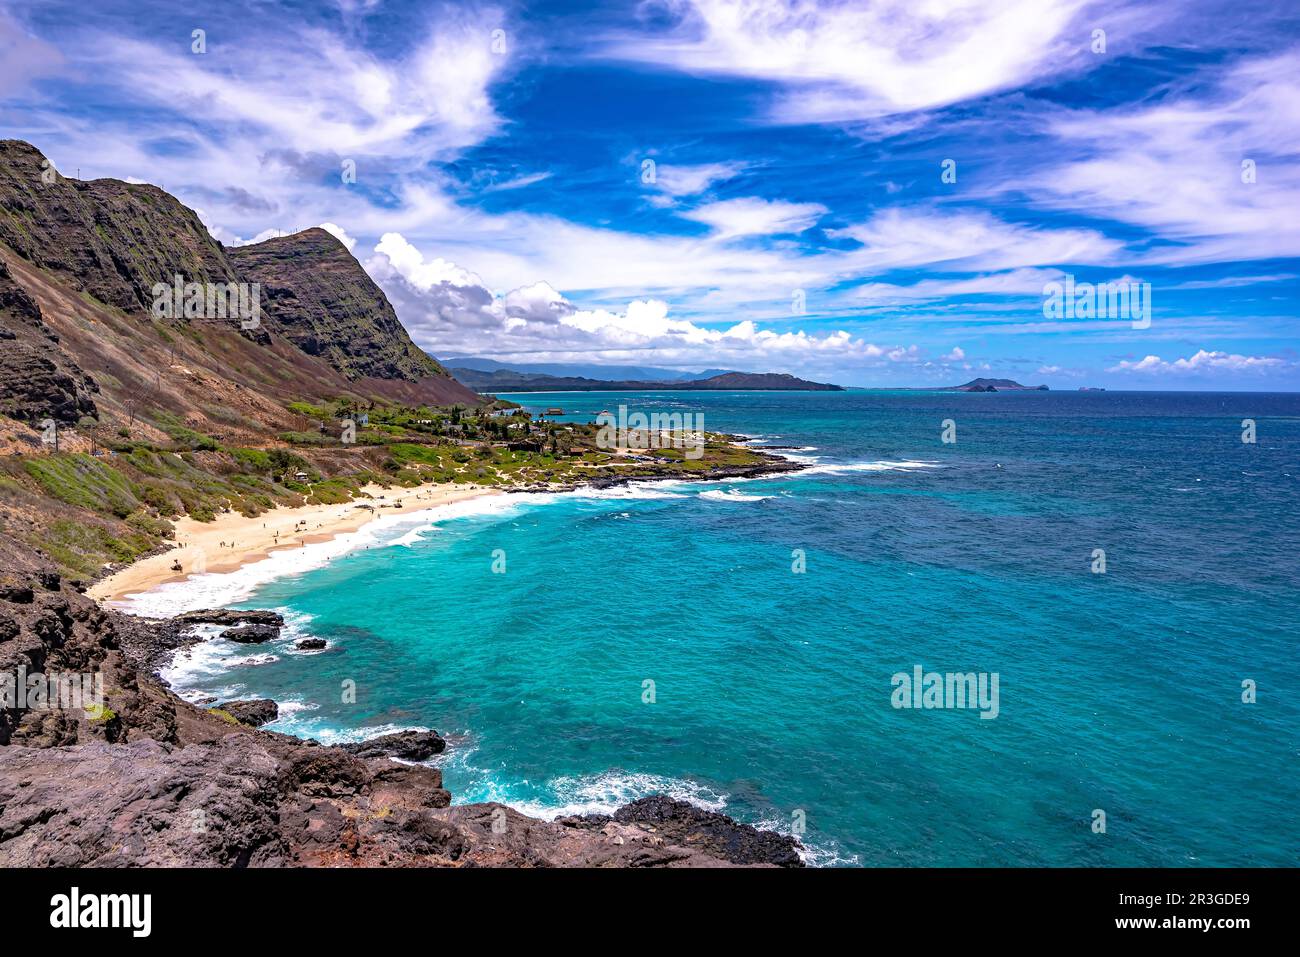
{"left": 1, "top": 0, "right": 1298, "bottom": 389}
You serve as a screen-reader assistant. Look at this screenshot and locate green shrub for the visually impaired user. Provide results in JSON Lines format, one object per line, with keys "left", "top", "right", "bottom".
{"left": 23, "top": 454, "right": 139, "bottom": 518}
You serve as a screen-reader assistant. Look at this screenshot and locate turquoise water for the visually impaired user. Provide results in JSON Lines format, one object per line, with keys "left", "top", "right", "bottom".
{"left": 167, "top": 390, "right": 1299, "bottom": 866}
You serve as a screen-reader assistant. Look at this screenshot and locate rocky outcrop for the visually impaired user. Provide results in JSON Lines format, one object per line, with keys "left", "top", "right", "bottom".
{"left": 340, "top": 729, "right": 446, "bottom": 762}
{"left": 0, "top": 738, "right": 790, "bottom": 867}
{"left": 215, "top": 699, "right": 278, "bottom": 727}
{"left": 0, "top": 258, "right": 98, "bottom": 424}
{"left": 295, "top": 638, "right": 327, "bottom": 650}
{"left": 563, "top": 796, "right": 804, "bottom": 867}
{"left": 220, "top": 624, "right": 280, "bottom": 643}
{"left": 175, "top": 609, "right": 285, "bottom": 627}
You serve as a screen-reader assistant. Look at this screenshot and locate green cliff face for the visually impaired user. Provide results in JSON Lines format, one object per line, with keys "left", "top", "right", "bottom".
{"left": 229, "top": 228, "right": 453, "bottom": 383}
{"left": 0, "top": 140, "right": 479, "bottom": 412}
{"left": 0, "top": 140, "right": 239, "bottom": 313}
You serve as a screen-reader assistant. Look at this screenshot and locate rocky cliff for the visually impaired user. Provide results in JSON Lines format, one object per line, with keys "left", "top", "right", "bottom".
{"left": 0, "top": 258, "right": 98, "bottom": 423}
{"left": 0, "top": 140, "right": 239, "bottom": 314}
{"left": 0, "top": 139, "right": 479, "bottom": 418}
{"left": 229, "top": 228, "right": 454, "bottom": 384}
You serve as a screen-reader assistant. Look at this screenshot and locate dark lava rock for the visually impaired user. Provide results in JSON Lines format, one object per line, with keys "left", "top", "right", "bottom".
{"left": 283, "top": 747, "right": 371, "bottom": 798}
{"left": 295, "top": 638, "right": 327, "bottom": 650}
{"left": 176, "top": 609, "right": 285, "bottom": 627}
{"left": 220, "top": 624, "right": 280, "bottom": 643}
{"left": 564, "top": 795, "right": 805, "bottom": 867}
{"left": 0, "top": 612, "right": 18, "bottom": 643}
{"left": 341, "top": 730, "right": 446, "bottom": 762}
{"left": 216, "top": 699, "right": 279, "bottom": 727}
{"left": 0, "top": 584, "right": 33, "bottom": 604}
{"left": 35, "top": 570, "right": 60, "bottom": 591}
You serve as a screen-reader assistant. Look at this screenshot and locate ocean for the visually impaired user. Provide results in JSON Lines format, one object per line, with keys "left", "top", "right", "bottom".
{"left": 124, "top": 389, "right": 1300, "bottom": 867}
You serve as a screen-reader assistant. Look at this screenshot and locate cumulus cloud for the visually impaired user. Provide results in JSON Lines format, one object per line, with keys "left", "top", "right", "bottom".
{"left": 319, "top": 222, "right": 357, "bottom": 252}
{"left": 362, "top": 232, "right": 920, "bottom": 371}
{"left": 1108, "top": 350, "right": 1289, "bottom": 374}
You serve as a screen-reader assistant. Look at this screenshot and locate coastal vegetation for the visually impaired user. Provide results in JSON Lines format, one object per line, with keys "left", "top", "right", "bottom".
{"left": 0, "top": 394, "right": 778, "bottom": 581}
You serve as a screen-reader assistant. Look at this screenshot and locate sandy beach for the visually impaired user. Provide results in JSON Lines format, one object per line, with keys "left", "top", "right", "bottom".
{"left": 89, "top": 482, "right": 501, "bottom": 605}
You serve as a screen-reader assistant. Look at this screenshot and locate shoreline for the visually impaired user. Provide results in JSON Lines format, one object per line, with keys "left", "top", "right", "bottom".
{"left": 89, "top": 482, "right": 503, "bottom": 606}
{"left": 91, "top": 443, "right": 805, "bottom": 609}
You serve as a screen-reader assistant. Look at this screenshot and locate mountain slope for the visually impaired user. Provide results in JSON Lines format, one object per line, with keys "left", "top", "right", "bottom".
{"left": 0, "top": 257, "right": 98, "bottom": 423}
{"left": 229, "top": 228, "right": 455, "bottom": 384}
{"left": 0, "top": 140, "right": 480, "bottom": 426}
{"left": 0, "top": 140, "right": 240, "bottom": 313}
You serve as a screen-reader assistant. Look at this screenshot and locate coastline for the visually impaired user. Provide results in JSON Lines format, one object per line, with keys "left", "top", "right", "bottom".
{"left": 91, "top": 442, "right": 804, "bottom": 609}
{"left": 89, "top": 482, "right": 503, "bottom": 606}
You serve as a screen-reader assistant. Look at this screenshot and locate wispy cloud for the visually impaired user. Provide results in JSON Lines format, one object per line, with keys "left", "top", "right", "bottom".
{"left": 596, "top": 0, "right": 1097, "bottom": 121}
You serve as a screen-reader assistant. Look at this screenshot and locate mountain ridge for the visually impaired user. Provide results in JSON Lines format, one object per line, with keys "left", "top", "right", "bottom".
{"left": 451, "top": 366, "right": 843, "bottom": 392}
{"left": 0, "top": 139, "right": 479, "bottom": 427}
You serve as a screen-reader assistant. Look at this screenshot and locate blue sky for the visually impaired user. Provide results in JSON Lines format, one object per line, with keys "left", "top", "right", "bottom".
{"left": 2, "top": 0, "right": 1298, "bottom": 389}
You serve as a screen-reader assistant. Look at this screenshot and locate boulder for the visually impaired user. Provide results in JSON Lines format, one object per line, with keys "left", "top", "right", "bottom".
{"left": 215, "top": 699, "right": 279, "bottom": 727}
{"left": 562, "top": 795, "right": 804, "bottom": 868}
{"left": 175, "top": 609, "right": 285, "bottom": 627}
{"left": 220, "top": 624, "right": 280, "bottom": 643}
{"left": 341, "top": 729, "right": 446, "bottom": 762}
{"left": 295, "top": 638, "right": 327, "bottom": 650}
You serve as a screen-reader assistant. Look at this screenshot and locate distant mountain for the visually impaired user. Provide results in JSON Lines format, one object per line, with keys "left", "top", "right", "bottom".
{"left": 450, "top": 366, "right": 842, "bottom": 393}
{"left": 442, "top": 357, "right": 730, "bottom": 381}
{"left": 942, "top": 378, "right": 1049, "bottom": 392}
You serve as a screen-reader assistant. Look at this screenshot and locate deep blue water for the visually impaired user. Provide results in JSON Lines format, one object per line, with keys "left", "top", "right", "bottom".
{"left": 165, "top": 390, "right": 1300, "bottom": 866}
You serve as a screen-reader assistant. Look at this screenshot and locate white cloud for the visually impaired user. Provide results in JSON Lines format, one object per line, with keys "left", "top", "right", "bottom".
{"left": 1030, "top": 50, "right": 1300, "bottom": 263}
{"left": 0, "top": 9, "right": 62, "bottom": 96}
{"left": 679, "top": 196, "right": 827, "bottom": 238}
{"left": 833, "top": 209, "right": 1120, "bottom": 273}
{"left": 362, "top": 231, "right": 920, "bottom": 371}
{"left": 481, "top": 171, "right": 554, "bottom": 192}
{"left": 598, "top": 0, "right": 1092, "bottom": 121}
{"left": 319, "top": 222, "right": 357, "bottom": 252}
{"left": 652, "top": 161, "right": 748, "bottom": 197}
{"left": 93, "top": 17, "right": 509, "bottom": 161}
{"left": 1108, "top": 350, "right": 1289, "bottom": 374}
